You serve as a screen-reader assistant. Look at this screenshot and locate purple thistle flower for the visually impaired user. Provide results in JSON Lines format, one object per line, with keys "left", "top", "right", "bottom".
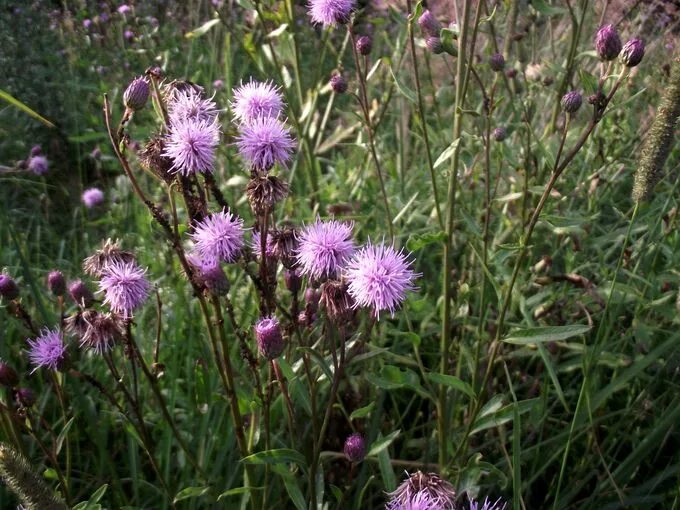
{"left": 417, "top": 10, "right": 440, "bottom": 37}
{"left": 190, "top": 209, "right": 245, "bottom": 264}
{"left": 620, "top": 38, "right": 645, "bottom": 67}
{"left": 330, "top": 73, "right": 348, "bottom": 94}
{"left": 82, "top": 188, "right": 105, "bottom": 209}
{"left": 231, "top": 80, "right": 285, "bottom": 124}
{"left": 47, "top": 270, "right": 66, "bottom": 296}
{"left": 168, "top": 89, "right": 219, "bottom": 125}
{"left": 296, "top": 220, "right": 355, "bottom": 280}
{"left": 187, "top": 254, "right": 229, "bottom": 294}
{"left": 28, "top": 155, "right": 48, "bottom": 175}
{"left": 343, "top": 432, "right": 366, "bottom": 462}
{"left": 163, "top": 118, "right": 220, "bottom": 176}
{"left": 344, "top": 242, "right": 418, "bottom": 318}
{"left": 27, "top": 329, "right": 68, "bottom": 373}
{"left": 469, "top": 497, "right": 508, "bottom": 510}
{"left": 254, "top": 316, "right": 285, "bottom": 359}
{"left": 236, "top": 116, "right": 295, "bottom": 172}
{"left": 595, "top": 24, "right": 622, "bottom": 61}
{"left": 30, "top": 145, "right": 42, "bottom": 156}
{"left": 425, "top": 36, "right": 444, "bottom": 54}
{"left": 386, "top": 471, "right": 456, "bottom": 510}
{"left": 69, "top": 280, "right": 95, "bottom": 307}
{"left": 387, "top": 492, "right": 438, "bottom": 510}
{"left": 251, "top": 231, "right": 275, "bottom": 259}
{"left": 123, "top": 76, "right": 149, "bottom": 111}
{"left": 124, "top": 29, "right": 134, "bottom": 40}
{"left": 213, "top": 79, "right": 224, "bottom": 90}
{"left": 117, "top": 4, "right": 131, "bottom": 14}
{"left": 0, "top": 274, "right": 19, "bottom": 300}
{"left": 98, "top": 261, "right": 150, "bottom": 319}
{"left": 308, "top": 0, "right": 356, "bottom": 27}
{"left": 561, "top": 90, "right": 583, "bottom": 114}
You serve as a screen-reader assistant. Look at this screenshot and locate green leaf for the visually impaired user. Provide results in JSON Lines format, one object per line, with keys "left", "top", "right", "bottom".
{"left": 377, "top": 445, "right": 397, "bottom": 492}
{"left": 217, "top": 487, "right": 252, "bottom": 501}
{"left": 173, "top": 486, "right": 211, "bottom": 503}
{"left": 426, "top": 373, "right": 476, "bottom": 399}
{"left": 185, "top": 18, "right": 221, "bottom": 39}
{"left": 350, "top": 402, "right": 375, "bottom": 420}
{"left": 433, "top": 139, "right": 460, "bottom": 169}
{"left": 367, "top": 430, "right": 400, "bottom": 456}
{"left": 471, "top": 399, "right": 539, "bottom": 434}
{"left": 241, "top": 449, "right": 307, "bottom": 470}
{"left": 56, "top": 417, "right": 75, "bottom": 456}
{"left": 282, "top": 476, "right": 307, "bottom": 510}
{"left": 389, "top": 67, "right": 416, "bottom": 104}
{"left": 578, "top": 69, "right": 599, "bottom": 96}
{"left": 530, "top": 0, "right": 567, "bottom": 16}
{"left": 406, "top": 231, "right": 447, "bottom": 251}
{"left": 72, "top": 484, "right": 108, "bottom": 510}
{"left": 0, "top": 89, "right": 55, "bottom": 128}
{"left": 503, "top": 324, "right": 591, "bottom": 345}
{"left": 366, "top": 365, "right": 420, "bottom": 390}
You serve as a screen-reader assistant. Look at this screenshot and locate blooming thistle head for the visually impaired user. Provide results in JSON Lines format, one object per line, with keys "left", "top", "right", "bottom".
{"left": 26, "top": 329, "right": 68, "bottom": 373}
{"left": 82, "top": 188, "right": 105, "bottom": 209}
{"left": 246, "top": 174, "right": 289, "bottom": 215}
{"left": 47, "top": 270, "right": 66, "bottom": 296}
{"left": 79, "top": 312, "right": 124, "bottom": 354}
{"left": 417, "top": 9, "right": 440, "bottom": 37}
{"left": 343, "top": 432, "right": 366, "bottom": 462}
{"left": 68, "top": 280, "right": 95, "bottom": 308}
{"left": 117, "top": 4, "right": 131, "bottom": 14}
{"left": 320, "top": 279, "right": 354, "bottom": 323}
{"left": 620, "top": 38, "right": 645, "bottom": 67}
{"left": 425, "top": 36, "right": 444, "bottom": 54}
{"left": 489, "top": 53, "right": 505, "bottom": 72}
{"left": 168, "top": 89, "right": 219, "bottom": 125}
{"left": 190, "top": 209, "right": 245, "bottom": 264}
{"left": 296, "top": 219, "right": 355, "bottom": 280}
{"left": 163, "top": 118, "right": 220, "bottom": 176}
{"left": 468, "top": 497, "right": 508, "bottom": 510}
{"left": 595, "top": 24, "right": 622, "bottom": 61}
{"left": 83, "top": 239, "right": 137, "bottom": 277}
{"left": 0, "top": 274, "right": 19, "bottom": 300}
{"left": 236, "top": 116, "right": 295, "bottom": 172}
{"left": 98, "top": 261, "right": 151, "bottom": 319}
{"left": 330, "top": 73, "right": 348, "bottom": 94}
{"left": 308, "top": 0, "right": 356, "bottom": 27}
{"left": 123, "top": 76, "right": 149, "bottom": 111}
{"left": 231, "top": 80, "right": 285, "bottom": 124}
{"left": 386, "top": 471, "right": 456, "bottom": 510}
{"left": 187, "top": 255, "right": 229, "bottom": 295}
{"left": 254, "top": 316, "right": 285, "bottom": 360}
{"left": 251, "top": 231, "right": 275, "bottom": 259}
{"left": 344, "top": 242, "right": 418, "bottom": 318}
{"left": 561, "top": 90, "right": 583, "bottom": 114}
{"left": 27, "top": 155, "right": 48, "bottom": 175}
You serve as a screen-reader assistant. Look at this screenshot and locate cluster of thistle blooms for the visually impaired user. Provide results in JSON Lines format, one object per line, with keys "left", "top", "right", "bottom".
{"left": 0, "top": 241, "right": 150, "bottom": 404}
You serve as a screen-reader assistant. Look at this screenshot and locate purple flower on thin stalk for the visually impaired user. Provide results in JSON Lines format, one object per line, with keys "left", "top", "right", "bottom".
{"left": 117, "top": 4, "right": 131, "bottom": 14}
{"left": 82, "top": 188, "right": 105, "bottom": 209}
{"left": 386, "top": 471, "right": 456, "bottom": 510}
{"left": 468, "top": 497, "right": 508, "bottom": 510}
{"left": 27, "top": 329, "right": 67, "bottom": 373}
{"left": 124, "top": 29, "right": 134, "bottom": 40}
{"left": 296, "top": 220, "right": 355, "bottom": 280}
{"left": 163, "top": 118, "right": 220, "bottom": 176}
{"left": 0, "top": 274, "right": 19, "bottom": 300}
{"left": 417, "top": 9, "right": 440, "bottom": 37}
{"left": 254, "top": 316, "right": 285, "bottom": 359}
{"left": 236, "top": 116, "right": 295, "bottom": 172}
{"left": 595, "top": 24, "right": 622, "bottom": 61}
{"left": 168, "top": 89, "right": 219, "bottom": 124}
{"left": 123, "top": 76, "right": 149, "bottom": 111}
{"left": 47, "top": 270, "right": 66, "bottom": 296}
{"left": 252, "top": 231, "right": 275, "bottom": 259}
{"left": 620, "top": 38, "right": 644, "bottom": 67}
{"left": 308, "top": 0, "right": 356, "bottom": 27}
{"left": 190, "top": 209, "right": 245, "bottom": 265}
{"left": 343, "top": 432, "right": 366, "bottom": 462}
{"left": 231, "top": 80, "right": 284, "bottom": 124}
{"left": 69, "top": 280, "right": 95, "bottom": 307}
{"left": 80, "top": 312, "right": 123, "bottom": 354}
{"left": 187, "top": 254, "right": 229, "bottom": 295}
{"left": 387, "top": 491, "right": 437, "bottom": 510}
{"left": 28, "top": 155, "right": 48, "bottom": 175}
{"left": 344, "top": 242, "right": 418, "bottom": 318}
{"left": 98, "top": 261, "right": 150, "bottom": 319}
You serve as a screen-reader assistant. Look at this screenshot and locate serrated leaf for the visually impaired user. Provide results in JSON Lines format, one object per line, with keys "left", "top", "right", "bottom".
{"left": 503, "top": 324, "right": 591, "bottom": 345}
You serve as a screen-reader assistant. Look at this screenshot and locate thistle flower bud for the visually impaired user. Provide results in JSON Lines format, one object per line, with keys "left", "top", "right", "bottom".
{"left": 305, "top": 288, "right": 321, "bottom": 312}
{"left": 620, "top": 39, "right": 644, "bottom": 67}
{"left": 29, "top": 145, "right": 41, "bottom": 157}
{"left": 15, "top": 388, "right": 35, "bottom": 407}
{"left": 330, "top": 73, "right": 348, "bottom": 94}
{"left": 254, "top": 316, "right": 285, "bottom": 360}
{"left": 505, "top": 68, "right": 517, "bottom": 79}
{"left": 595, "top": 24, "right": 622, "bottom": 61}
{"left": 343, "top": 432, "right": 366, "bottom": 462}
{"left": 426, "top": 36, "right": 443, "bottom": 54}
{"left": 123, "top": 76, "right": 149, "bottom": 111}
{"left": 493, "top": 126, "right": 507, "bottom": 142}
{"left": 139, "top": 136, "right": 174, "bottom": 183}
{"left": 284, "top": 269, "right": 302, "bottom": 293}
{"left": 489, "top": 53, "right": 505, "bottom": 72}
{"left": 560, "top": 90, "right": 582, "bottom": 113}
{"left": 68, "top": 280, "right": 95, "bottom": 308}
{"left": 417, "top": 9, "right": 440, "bottom": 37}
{"left": 47, "top": 270, "right": 66, "bottom": 296}
{"left": 0, "top": 361, "right": 19, "bottom": 388}
{"left": 356, "top": 35, "right": 372, "bottom": 56}
{"left": 0, "top": 274, "right": 19, "bottom": 300}
{"left": 82, "top": 239, "right": 136, "bottom": 277}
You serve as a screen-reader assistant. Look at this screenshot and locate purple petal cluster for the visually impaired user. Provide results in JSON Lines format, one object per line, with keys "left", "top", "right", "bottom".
{"left": 469, "top": 497, "right": 508, "bottom": 510}
{"left": 231, "top": 80, "right": 284, "bottom": 124}
{"left": 343, "top": 432, "right": 366, "bottom": 462}
{"left": 98, "top": 261, "right": 151, "bottom": 319}
{"left": 168, "top": 89, "right": 219, "bottom": 124}
{"left": 594, "top": 24, "right": 622, "bottom": 61}
{"left": 27, "top": 329, "right": 67, "bottom": 372}
{"left": 163, "top": 118, "right": 220, "bottom": 176}
{"left": 252, "top": 231, "right": 275, "bottom": 258}
{"left": 28, "top": 155, "right": 49, "bottom": 175}
{"left": 254, "top": 316, "right": 285, "bottom": 359}
{"left": 308, "top": 0, "right": 356, "bottom": 27}
{"left": 190, "top": 209, "right": 245, "bottom": 264}
{"left": 387, "top": 492, "right": 437, "bottom": 510}
{"left": 296, "top": 220, "right": 355, "bottom": 279}
{"left": 236, "top": 116, "right": 295, "bottom": 172}
{"left": 344, "top": 242, "right": 418, "bottom": 318}
{"left": 82, "top": 188, "right": 105, "bottom": 209}
{"left": 187, "top": 254, "right": 229, "bottom": 294}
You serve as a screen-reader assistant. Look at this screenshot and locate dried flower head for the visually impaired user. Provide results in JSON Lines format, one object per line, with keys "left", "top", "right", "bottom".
{"left": 27, "top": 329, "right": 68, "bottom": 373}
{"left": 83, "top": 239, "right": 137, "bottom": 277}
{"left": 65, "top": 309, "right": 98, "bottom": 338}
{"left": 168, "top": 89, "right": 219, "bottom": 125}
{"left": 386, "top": 471, "right": 456, "bottom": 510}
{"left": 561, "top": 90, "right": 583, "bottom": 114}
{"left": 123, "top": 76, "right": 149, "bottom": 111}
{"left": 270, "top": 227, "right": 299, "bottom": 269}
{"left": 320, "top": 279, "right": 354, "bottom": 323}
{"left": 82, "top": 188, "right": 105, "bottom": 209}
{"left": 79, "top": 312, "right": 124, "bottom": 353}
{"left": 345, "top": 242, "right": 418, "bottom": 318}
{"left": 343, "top": 432, "right": 366, "bottom": 462}
{"left": 296, "top": 220, "right": 355, "bottom": 280}
{"left": 231, "top": 80, "right": 285, "bottom": 124}
{"left": 27, "top": 155, "right": 48, "bottom": 175}
{"left": 98, "top": 261, "right": 151, "bottom": 319}
{"left": 139, "top": 135, "right": 175, "bottom": 183}
{"left": 236, "top": 116, "right": 295, "bottom": 172}
{"left": 356, "top": 35, "right": 373, "bottom": 56}
{"left": 330, "top": 73, "right": 348, "bottom": 94}
{"left": 308, "top": 0, "right": 356, "bottom": 27}
{"left": 246, "top": 174, "right": 289, "bottom": 215}
{"left": 47, "top": 270, "right": 66, "bottom": 296}
{"left": 620, "top": 38, "right": 644, "bottom": 67}
{"left": 69, "top": 280, "right": 95, "bottom": 307}
{"left": 190, "top": 209, "right": 245, "bottom": 264}
{"left": 595, "top": 24, "right": 622, "bottom": 61}
{"left": 254, "top": 316, "right": 285, "bottom": 359}
{"left": 163, "top": 118, "right": 220, "bottom": 176}
{"left": 417, "top": 10, "right": 440, "bottom": 37}
{"left": 162, "top": 80, "right": 205, "bottom": 104}
{"left": 489, "top": 53, "right": 505, "bottom": 72}
{"left": 0, "top": 274, "right": 19, "bottom": 300}
{"left": 525, "top": 63, "right": 543, "bottom": 82}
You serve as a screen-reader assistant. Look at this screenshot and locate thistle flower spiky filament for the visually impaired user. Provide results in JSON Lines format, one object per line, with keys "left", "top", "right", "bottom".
{"left": 0, "top": 443, "right": 68, "bottom": 510}
{"left": 632, "top": 57, "right": 680, "bottom": 202}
